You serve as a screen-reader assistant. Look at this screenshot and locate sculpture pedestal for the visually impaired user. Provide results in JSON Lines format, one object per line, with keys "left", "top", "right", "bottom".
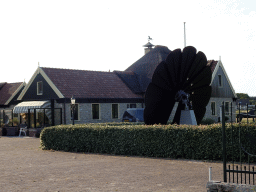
{"left": 180, "top": 110, "right": 197, "bottom": 125}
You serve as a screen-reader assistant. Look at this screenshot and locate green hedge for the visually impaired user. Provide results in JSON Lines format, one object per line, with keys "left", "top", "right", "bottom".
{"left": 40, "top": 122, "right": 256, "bottom": 162}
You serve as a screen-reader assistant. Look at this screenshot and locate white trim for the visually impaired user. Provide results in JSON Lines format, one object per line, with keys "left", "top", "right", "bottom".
{"left": 210, "top": 60, "right": 237, "bottom": 98}
{"left": 18, "top": 67, "right": 64, "bottom": 100}
{"left": 4, "top": 82, "right": 26, "bottom": 105}
{"left": 111, "top": 103, "right": 119, "bottom": 119}
{"left": 92, "top": 103, "right": 100, "bottom": 120}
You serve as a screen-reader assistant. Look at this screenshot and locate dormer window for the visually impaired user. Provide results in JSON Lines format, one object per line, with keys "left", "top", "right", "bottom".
{"left": 37, "top": 81, "right": 43, "bottom": 95}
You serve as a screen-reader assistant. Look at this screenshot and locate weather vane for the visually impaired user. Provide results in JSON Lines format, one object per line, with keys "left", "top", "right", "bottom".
{"left": 148, "top": 36, "right": 153, "bottom": 42}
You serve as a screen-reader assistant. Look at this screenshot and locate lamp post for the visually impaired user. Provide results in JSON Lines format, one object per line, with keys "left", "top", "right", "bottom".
{"left": 70, "top": 95, "right": 76, "bottom": 125}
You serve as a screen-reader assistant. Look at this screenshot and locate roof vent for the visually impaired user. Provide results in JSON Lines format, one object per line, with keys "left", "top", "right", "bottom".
{"left": 143, "top": 36, "right": 154, "bottom": 55}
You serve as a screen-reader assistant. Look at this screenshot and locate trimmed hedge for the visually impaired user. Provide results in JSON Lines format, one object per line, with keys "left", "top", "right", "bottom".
{"left": 40, "top": 122, "right": 256, "bottom": 162}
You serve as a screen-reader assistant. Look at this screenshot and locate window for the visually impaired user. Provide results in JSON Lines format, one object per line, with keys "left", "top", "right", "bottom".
{"left": 70, "top": 104, "right": 79, "bottom": 120}
{"left": 225, "top": 102, "right": 230, "bottom": 115}
{"left": 218, "top": 75, "right": 222, "bottom": 87}
{"left": 112, "top": 104, "right": 118, "bottom": 119}
{"left": 127, "top": 103, "right": 136, "bottom": 108}
{"left": 37, "top": 81, "right": 43, "bottom": 95}
{"left": 92, "top": 104, "right": 100, "bottom": 119}
{"left": 211, "top": 102, "right": 216, "bottom": 116}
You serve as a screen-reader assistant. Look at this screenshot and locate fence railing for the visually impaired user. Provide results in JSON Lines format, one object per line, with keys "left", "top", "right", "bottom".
{"left": 223, "top": 102, "right": 256, "bottom": 185}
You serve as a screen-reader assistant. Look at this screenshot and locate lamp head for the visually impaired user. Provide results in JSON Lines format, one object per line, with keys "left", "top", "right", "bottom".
{"left": 71, "top": 95, "right": 76, "bottom": 105}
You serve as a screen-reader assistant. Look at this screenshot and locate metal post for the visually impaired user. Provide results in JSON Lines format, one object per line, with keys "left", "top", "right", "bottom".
{"left": 34, "top": 109, "right": 36, "bottom": 128}
{"left": 60, "top": 108, "right": 62, "bottom": 125}
{"left": 209, "top": 167, "right": 212, "bottom": 181}
{"left": 2, "top": 110, "right": 4, "bottom": 126}
{"left": 184, "top": 22, "right": 186, "bottom": 48}
{"left": 12, "top": 109, "right": 13, "bottom": 127}
{"left": 247, "top": 103, "right": 249, "bottom": 126}
{"left": 44, "top": 109, "right": 46, "bottom": 126}
{"left": 231, "top": 102, "right": 234, "bottom": 182}
{"left": 28, "top": 109, "right": 30, "bottom": 128}
{"left": 222, "top": 102, "right": 227, "bottom": 182}
{"left": 231, "top": 102, "right": 233, "bottom": 123}
{"left": 51, "top": 99, "right": 55, "bottom": 126}
{"left": 72, "top": 106, "right": 75, "bottom": 125}
{"left": 238, "top": 102, "right": 241, "bottom": 123}
{"left": 239, "top": 103, "right": 242, "bottom": 166}
{"left": 64, "top": 99, "right": 66, "bottom": 125}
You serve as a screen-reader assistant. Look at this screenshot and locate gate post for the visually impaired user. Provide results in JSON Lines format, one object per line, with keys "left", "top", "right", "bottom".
{"left": 28, "top": 109, "right": 30, "bottom": 128}
{"left": 222, "top": 102, "right": 227, "bottom": 182}
{"left": 3, "top": 110, "right": 5, "bottom": 125}
{"left": 12, "top": 109, "right": 13, "bottom": 127}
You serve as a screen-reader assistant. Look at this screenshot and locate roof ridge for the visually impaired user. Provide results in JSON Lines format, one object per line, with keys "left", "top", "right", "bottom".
{"left": 41, "top": 67, "right": 112, "bottom": 73}
{"left": 6, "top": 82, "right": 24, "bottom": 84}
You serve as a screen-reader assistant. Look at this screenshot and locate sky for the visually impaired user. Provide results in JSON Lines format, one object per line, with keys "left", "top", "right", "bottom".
{"left": 1, "top": 0, "right": 256, "bottom": 96}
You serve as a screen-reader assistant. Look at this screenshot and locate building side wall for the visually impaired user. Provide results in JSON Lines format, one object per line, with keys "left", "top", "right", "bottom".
{"left": 204, "top": 97, "right": 236, "bottom": 123}
{"left": 61, "top": 102, "right": 143, "bottom": 124}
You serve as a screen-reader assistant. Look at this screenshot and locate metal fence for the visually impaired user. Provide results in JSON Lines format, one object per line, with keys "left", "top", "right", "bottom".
{"left": 223, "top": 102, "right": 256, "bottom": 185}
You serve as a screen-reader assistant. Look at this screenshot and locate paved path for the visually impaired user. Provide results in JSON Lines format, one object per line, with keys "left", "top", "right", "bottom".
{"left": 0, "top": 137, "right": 223, "bottom": 191}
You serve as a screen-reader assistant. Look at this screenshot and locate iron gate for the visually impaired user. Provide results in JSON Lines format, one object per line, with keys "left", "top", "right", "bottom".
{"left": 223, "top": 102, "right": 256, "bottom": 185}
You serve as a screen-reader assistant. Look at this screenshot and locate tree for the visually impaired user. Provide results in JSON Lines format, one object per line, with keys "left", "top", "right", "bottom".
{"left": 237, "top": 93, "right": 250, "bottom": 99}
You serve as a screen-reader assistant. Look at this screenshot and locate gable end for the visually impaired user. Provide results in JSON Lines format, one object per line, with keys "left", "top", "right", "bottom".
{"left": 18, "top": 67, "right": 64, "bottom": 100}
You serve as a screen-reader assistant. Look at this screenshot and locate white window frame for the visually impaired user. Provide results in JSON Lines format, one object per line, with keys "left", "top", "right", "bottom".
{"left": 37, "top": 81, "right": 43, "bottom": 95}
{"left": 111, "top": 104, "right": 119, "bottom": 119}
{"left": 92, "top": 103, "right": 100, "bottom": 120}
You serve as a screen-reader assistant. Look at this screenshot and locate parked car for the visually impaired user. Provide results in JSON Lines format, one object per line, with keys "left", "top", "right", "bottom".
{"left": 122, "top": 108, "right": 144, "bottom": 122}
{"left": 237, "top": 109, "right": 256, "bottom": 122}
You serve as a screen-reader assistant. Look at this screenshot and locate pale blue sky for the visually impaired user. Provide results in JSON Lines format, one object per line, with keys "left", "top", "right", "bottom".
{"left": 1, "top": 0, "right": 256, "bottom": 95}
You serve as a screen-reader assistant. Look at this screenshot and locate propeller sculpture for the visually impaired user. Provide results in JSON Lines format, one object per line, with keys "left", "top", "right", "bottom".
{"left": 144, "top": 46, "right": 212, "bottom": 125}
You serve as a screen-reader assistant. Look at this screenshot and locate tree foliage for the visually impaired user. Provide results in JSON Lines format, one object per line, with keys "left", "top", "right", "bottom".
{"left": 237, "top": 93, "right": 250, "bottom": 99}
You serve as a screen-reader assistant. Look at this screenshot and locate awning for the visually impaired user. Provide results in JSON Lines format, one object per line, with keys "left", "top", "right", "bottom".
{"left": 13, "top": 101, "right": 51, "bottom": 114}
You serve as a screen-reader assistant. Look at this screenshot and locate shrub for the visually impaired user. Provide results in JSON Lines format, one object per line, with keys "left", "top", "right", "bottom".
{"left": 200, "top": 118, "right": 215, "bottom": 125}
{"left": 40, "top": 122, "right": 256, "bottom": 162}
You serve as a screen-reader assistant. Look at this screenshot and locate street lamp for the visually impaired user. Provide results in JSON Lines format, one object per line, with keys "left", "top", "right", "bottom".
{"left": 71, "top": 95, "right": 76, "bottom": 125}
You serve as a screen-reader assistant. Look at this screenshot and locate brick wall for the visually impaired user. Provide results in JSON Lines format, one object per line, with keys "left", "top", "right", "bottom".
{"left": 60, "top": 102, "right": 144, "bottom": 125}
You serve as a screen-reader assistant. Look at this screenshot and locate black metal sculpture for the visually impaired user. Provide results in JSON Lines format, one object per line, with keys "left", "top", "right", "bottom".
{"left": 144, "top": 46, "right": 212, "bottom": 125}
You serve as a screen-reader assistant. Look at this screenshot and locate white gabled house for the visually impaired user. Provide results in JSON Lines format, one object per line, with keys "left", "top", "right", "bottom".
{"left": 205, "top": 58, "right": 237, "bottom": 122}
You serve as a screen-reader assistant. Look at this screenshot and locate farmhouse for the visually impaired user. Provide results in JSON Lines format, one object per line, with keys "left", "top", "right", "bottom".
{"left": 205, "top": 59, "right": 237, "bottom": 122}
{"left": 5, "top": 44, "right": 236, "bottom": 127}
{"left": 0, "top": 82, "right": 25, "bottom": 125}
{"left": 14, "top": 67, "right": 144, "bottom": 127}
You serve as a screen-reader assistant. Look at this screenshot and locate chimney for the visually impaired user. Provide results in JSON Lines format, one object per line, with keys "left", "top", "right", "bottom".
{"left": 143, "top": 37, "right": 154, "bottom": 55}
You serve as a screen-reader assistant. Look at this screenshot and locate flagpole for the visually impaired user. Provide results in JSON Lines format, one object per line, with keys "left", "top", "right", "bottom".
{"left": 184, "top": 22, "right": 186, "bottom": 48}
